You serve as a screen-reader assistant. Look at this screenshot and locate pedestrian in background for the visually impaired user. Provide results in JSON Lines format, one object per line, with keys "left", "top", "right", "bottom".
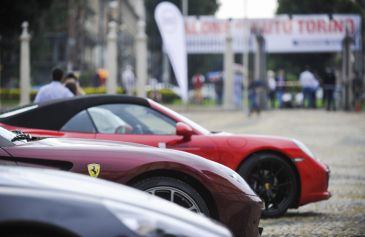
{"left": 352, "top": 71, "right": 363, "bottom": 112}
{"left": 148, "top": 78, "right": 161, "bottom": 102}
{"left": 121, "top": 65, "right": 135, "bottom": 96}
{"left": 34, "top": 68, "right": 74, "bottom": 103}
{"left": 207, "top": 71, "right": 223, "bottom": 105}
{"left": 233, "top": 71, "right": 243, "bottom": 109}
{"left": 248, "top": 79, "right": 262, "bottom": 116}
{"left": 311, "top": 71, "right": 320, "bottom": 109}
{"left": 267, "top": 70, "right": 276, "bottom": 109}
{"left": 63, "top": 72, "right": 85, "bottom": 96}
{"left": 192, "top": 73, "right": 205, "bottom": 104}
{"left": 275, "top": 69, "right": 286, "bottom": 108}
{"left": 299, "top": 66, "right": 317, "bottom": 108}
{"left": 64, "top": 80, "right": 78, "bottom": 96}
{"left": 323, "top": 67, "right": 336, "bottom": 111}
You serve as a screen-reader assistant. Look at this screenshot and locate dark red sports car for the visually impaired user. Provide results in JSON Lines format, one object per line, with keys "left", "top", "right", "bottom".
{"left": 0, "top": 127, "right": 262, "bottom": 237}
{"left": 0, "top": 95, "right": 331, "bottom": 217}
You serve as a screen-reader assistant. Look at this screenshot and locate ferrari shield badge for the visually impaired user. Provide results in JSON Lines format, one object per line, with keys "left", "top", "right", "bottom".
{"left": 87, "top": 163, "right": 101, "bottom": 177}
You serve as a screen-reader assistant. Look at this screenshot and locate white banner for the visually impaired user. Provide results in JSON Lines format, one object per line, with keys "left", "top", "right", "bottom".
{"left": 185, "top": 14, "right": 361, "bottom": 53}
{"left": 155, "top": 2, "right": 188, "bottom": 102}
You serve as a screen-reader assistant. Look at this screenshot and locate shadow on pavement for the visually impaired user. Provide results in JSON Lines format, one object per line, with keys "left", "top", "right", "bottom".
{"left": 283, "top": 211, "right": 326, "bottom": 218}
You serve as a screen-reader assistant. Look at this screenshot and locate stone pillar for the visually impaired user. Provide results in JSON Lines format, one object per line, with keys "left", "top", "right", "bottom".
{"left": 254, "top": 31, "right": 267, "bottom": 109}
{"left": 162, "top": 49, "right": 170, "bottom": 85}
{"left": 19, "top": 22, "right": 31, "bottom": 105}
{"left": 136, "top": 19, "right": 147, "bottom": 97}
{"left": 342, "top": 27, "right": 354, "bottom": 111}
{"left": 106, "top": 21, "right": 118, "bottom": 94}
{"left": 242, "top": 19, "right": 250, "bottom": 113}
{"left": 223, "top": 20, "right": 234, "bottom": 110}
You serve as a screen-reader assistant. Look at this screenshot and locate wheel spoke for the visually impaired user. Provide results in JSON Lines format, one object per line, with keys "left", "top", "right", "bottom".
{"left": 269, "top": 161, "right": 276, "bottom": 175}
{"left": 170, "top": 190, "right": 175, "bottom": 202}
{"left": 274, "top": 166, "right": 285, "bottom": 176}
{"left": 145, "top": 186, "right": 202, "bottom": 214}
{"left": 242, "top": 155, "right": 297, "bottom": 217}
{"left": 275, "top": 181, "right": 293, "bottom": 188}
{"left": 250, "top": 173, "right": 261, "bottom": 180}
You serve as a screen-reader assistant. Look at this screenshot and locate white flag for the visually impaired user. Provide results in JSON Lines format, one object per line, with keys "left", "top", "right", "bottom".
{"left": 155, "top": 2, "right": 188, "bottom": 102}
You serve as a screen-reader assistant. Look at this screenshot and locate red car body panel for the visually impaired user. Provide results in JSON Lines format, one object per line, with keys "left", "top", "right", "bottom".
{"left": 0, "top": 137, "right": 262, "bottom": 237}
{"left": 0, "top": 95, "right": 330, "bottom": 209}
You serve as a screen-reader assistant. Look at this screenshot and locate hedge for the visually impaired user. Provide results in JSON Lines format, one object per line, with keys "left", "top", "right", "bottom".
{"left": 0, "top": 87, "right": 180, "bottom": 104}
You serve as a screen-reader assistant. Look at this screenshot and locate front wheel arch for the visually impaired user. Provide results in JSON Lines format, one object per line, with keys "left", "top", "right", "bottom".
{"left": 127, "top": 169, "right": 219, "bottom": 220}
{"left": 238, "top": 151, "right": 301, "bottom": 211}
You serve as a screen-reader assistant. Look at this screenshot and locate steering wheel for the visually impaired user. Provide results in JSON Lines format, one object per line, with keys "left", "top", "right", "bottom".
{"left": 114, "top": 125, "right": 126, "bottom": 134}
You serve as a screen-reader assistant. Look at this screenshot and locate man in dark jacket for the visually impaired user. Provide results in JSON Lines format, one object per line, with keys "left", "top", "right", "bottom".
{"left": 323, "top": 67, "right": 336, "bottom": 111}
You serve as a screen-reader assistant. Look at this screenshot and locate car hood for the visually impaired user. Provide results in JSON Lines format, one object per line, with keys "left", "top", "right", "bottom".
{"left": 7, "top": 137, "right": 170, "bottom": 157}
{"left": 27, "top": 137, "right": 151, "bottom": 149}
{"left": 0, "top": 166, "right": 231, "bottom": 236}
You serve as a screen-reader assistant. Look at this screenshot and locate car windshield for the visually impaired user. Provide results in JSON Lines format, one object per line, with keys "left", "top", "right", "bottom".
{"left": 149, "top": 100, "right": 211, "bottom": 135}
{"left": 0, "top": 127, "right": 17, "bottom": 142}
{"left": 88, "top": 107, "right": 130, "bottom": 134}
{"left": 0, "top": 127, "right": 29, "bottom": 146}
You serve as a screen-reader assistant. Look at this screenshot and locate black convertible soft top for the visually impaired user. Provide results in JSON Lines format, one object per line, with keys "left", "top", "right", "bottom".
{"left": 0, "top": 95, "right": 149, "bottom": 130}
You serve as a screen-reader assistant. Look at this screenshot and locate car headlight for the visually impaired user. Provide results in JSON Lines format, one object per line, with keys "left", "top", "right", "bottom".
{"left": 103, "top": 199, "right": 228, "bottom": 237}
{"left": 293, "top": 139, "right": 315, "bottom": 159}
{"left": 212, "top": 162, "right": 244, "bottom": 183}
{"left": 210, "top": 162, "right": 259, "bottom": 196}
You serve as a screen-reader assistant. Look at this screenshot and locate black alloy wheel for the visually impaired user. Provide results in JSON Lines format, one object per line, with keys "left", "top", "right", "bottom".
{"left": 238, "top": 153, "right": 298, "bottom": 218}
{"left": 132, "top": 176, "right": 210, "bottom": 216}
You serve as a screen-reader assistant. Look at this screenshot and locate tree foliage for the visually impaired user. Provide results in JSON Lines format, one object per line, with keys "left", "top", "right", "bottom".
{"left": 0, "top": 0, "right": 63, "bottom": 86}
{"left": 277, "top": 0, "right": 361, "bottom": 15}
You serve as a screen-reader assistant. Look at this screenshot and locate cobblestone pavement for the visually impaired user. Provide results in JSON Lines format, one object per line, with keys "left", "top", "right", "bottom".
{"left": 180, "top": 109, "right": 365, "bottom": 237}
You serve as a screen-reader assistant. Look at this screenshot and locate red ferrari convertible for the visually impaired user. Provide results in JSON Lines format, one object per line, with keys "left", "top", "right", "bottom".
{"left": 0, "top": 127, "right": 262, "bottom": 237}
{"left": 0, "top": 95, "right": 331, "bottom": 217}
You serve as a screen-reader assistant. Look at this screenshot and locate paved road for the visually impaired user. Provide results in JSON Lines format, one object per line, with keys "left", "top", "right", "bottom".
{"left": 180, "top": 109, "right": 365, "bottom": 237}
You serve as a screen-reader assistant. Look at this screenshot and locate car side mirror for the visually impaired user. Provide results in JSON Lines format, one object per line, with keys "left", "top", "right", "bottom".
{"left": 176, "top": 122, "right": 193, "bottom": 141}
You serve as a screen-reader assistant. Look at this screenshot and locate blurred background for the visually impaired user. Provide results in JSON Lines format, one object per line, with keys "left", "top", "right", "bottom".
{"left": 0, "top": 0, "right": 364, "bottom": 112}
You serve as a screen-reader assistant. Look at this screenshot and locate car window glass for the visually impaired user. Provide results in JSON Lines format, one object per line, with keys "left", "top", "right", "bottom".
{"left": 90, "top": 104, "right": 176, "bottom": 135}
{"left": 88, "top": 107, "right": 130, "bottom": 134}
{"left": 61, "top": 110, "right": 96, "bottom": 133}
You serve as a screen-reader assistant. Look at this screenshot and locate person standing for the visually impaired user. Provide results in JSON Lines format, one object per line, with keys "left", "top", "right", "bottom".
{"left": 299, "top": 66, "right": 317, "bottom": 108}
{"left": 233, "top": 71, "right": 243, "bottom": 109}
{"left": 248, "top": 79, "right": 262, "bottom": 116}
{"left": 352, "top": 71, "right": 363, "bottom": 112}
{"left": 34, "top": 68, "right": 74, "bottom": 103}
{"left": 323, "top": 67, "right": 336, "bottom": 111}
{"left": 64, "top": 80, "right": 78, "bottom": 96}
{"left": 275, "top": 69, "right": 286, "bottom": 108}
{"left": 121, "top": 65, "right": 136, "bottom": 96}
{"left": 63, "top": 72, "right": 85, "bottom": 96}
{"left": 192, "top": 73, "right": 205, "bottom": 104}
{"left": 267, "top": 70, "right": 276, "bottom": 109}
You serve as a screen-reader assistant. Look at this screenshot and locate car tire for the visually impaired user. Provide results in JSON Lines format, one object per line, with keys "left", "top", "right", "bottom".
{"left": 132, "top": 176, "right": 210, "bottom": 216}
{"left": 238, "top": 153, "right": 298, "bottom": 218}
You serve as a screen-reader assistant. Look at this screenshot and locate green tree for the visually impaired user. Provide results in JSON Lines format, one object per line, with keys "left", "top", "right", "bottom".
{"left": 277, "top": 0, "right": 361, "bottom": 14}
{"left": 0, "top": 0, "right": 55, "bottom": 87}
